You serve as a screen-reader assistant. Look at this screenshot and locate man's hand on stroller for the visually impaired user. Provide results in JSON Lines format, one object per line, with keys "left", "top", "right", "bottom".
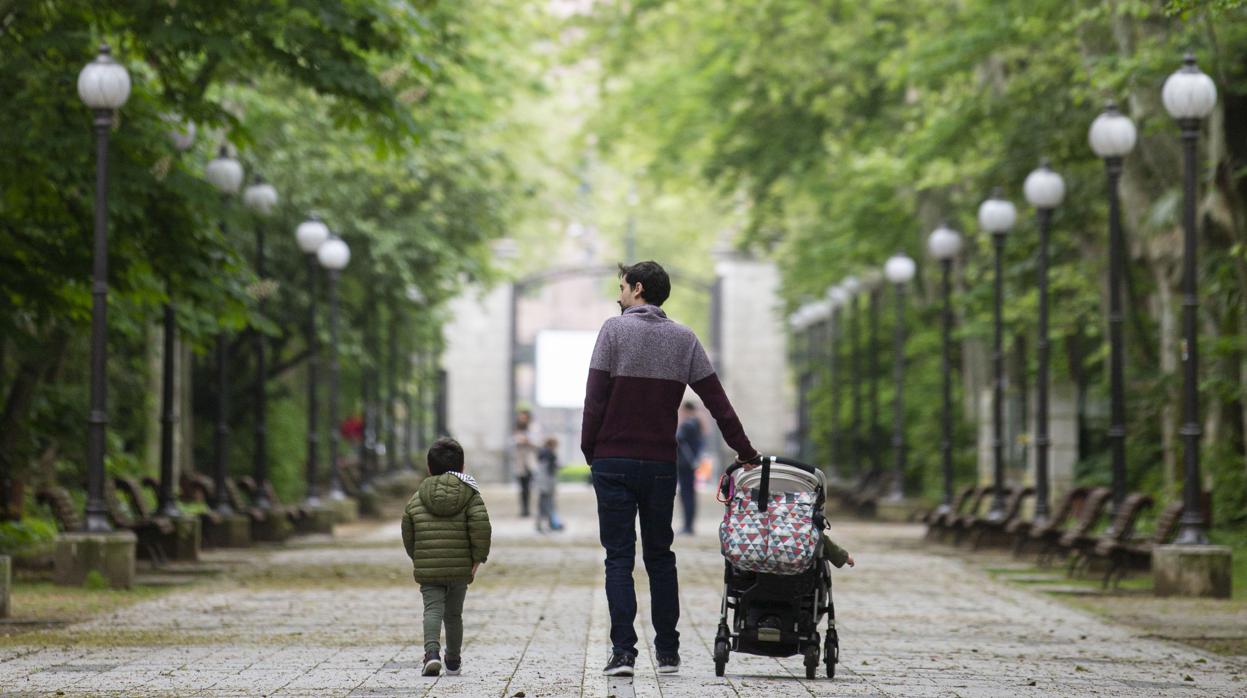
{"left": 844, "top": 554, "right": 855, "bottom": 568}
{"left": 734, "top": 453, "right": 763, "bottom": 470}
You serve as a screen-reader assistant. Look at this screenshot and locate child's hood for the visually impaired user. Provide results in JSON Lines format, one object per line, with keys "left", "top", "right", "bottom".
{"left": 418, "top": 472, "right": 479, "bottom": 516}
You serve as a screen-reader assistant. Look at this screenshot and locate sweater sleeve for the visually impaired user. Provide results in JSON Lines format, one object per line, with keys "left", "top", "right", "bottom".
{"left": 466, "top": 493, "right": 492, "bottom": 564}
{"left": 580, "top": 323, "right": 615, "bottom": 463}
{"left": 401, "top": 511, "right": 415, "bottom": 560}
{"left": 688, "top": 338, "right": 756, "bottom": 461}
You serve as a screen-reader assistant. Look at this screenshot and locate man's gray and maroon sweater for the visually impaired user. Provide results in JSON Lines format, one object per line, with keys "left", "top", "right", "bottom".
{"left": 581, "top": 304, "right": 756, "bottom": 465}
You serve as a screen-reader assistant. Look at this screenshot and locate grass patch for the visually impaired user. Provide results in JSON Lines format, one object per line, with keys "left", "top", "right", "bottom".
{"left": 2, "top": 581, "right": 174, "bottom": 635}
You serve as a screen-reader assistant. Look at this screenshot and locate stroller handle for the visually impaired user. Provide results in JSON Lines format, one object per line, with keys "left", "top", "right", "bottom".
{"left": 723, "top": 455, "right": 819, "bottom": 478}
{"left": 722, "top": 455, "right": 820, "bottom": 513}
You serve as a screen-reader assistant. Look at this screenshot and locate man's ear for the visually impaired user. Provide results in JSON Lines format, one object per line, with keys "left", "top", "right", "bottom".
{"left": 633, "top": 281, "right": 645, "bottom": 300}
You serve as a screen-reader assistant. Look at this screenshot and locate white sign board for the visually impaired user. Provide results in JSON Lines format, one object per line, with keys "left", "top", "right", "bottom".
{"left": 535, "top": 330, "right": 598, "bottom": 409}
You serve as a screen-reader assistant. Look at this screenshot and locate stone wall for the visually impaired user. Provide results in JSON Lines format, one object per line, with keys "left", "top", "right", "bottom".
{"left": 442, "top": 284, "right": 513, "bottom": 483}
{"left": 715, "top": 254, "right": 791, "bottom": 457}
{"left": 975, "top": 381, "right": 1078, "bottom": 506}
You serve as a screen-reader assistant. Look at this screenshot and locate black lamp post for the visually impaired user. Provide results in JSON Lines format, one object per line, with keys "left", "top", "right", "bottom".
{"left": 789, "top": 306, "right": 812, "bottom": 460}
{"left": 77, "top": 44, "right": 131, "bottom": 532}
{"left": 296, "top": 216, "right": 331, "bottom": 505}
{"left": 1088, "top": 103, "right": 1138, "bottom": 512}
{"left": 927, "top": 223, "right": 963, "bottom": 514}
{"left": 1163, "top": 54, "right": 1219, "bottom": 545}
{"left": 386, "top": 296, "right": 400, "bottom": 474}
{"left": 978, "top": 188, "right": 1018, "bottom": 520}
{"left": 826, "top": 285, "right": 850, "bottom": 474}
{"left": 156, "top": 117, "right": 195, "bottom": 519}
{"left": 205, "top": 147, "right": 245, "bottom": 515}
{"left": 865, "top": 275, "right": 882, "bottom": 473}
{"left": 884, "top": 254, "right": 916, "bottom": 500}
{"left": 318, "top": 235, "right": 351, "bottom": 500}
{"left": 405, "top": 284, "right": 426, "bottom": 469}
{"left": 1023, "top": 161, "right": 1067, "bottom": 523}
{"left": 243, "top": 176, "right": 278, "bottom": 509}
{"left": 843, "top": 276, "right": 863, "bottom": 473}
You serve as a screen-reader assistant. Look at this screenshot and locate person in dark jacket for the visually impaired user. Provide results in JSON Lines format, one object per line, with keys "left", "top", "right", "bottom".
{"left": 675, "top": 401, "right": 704, "bottom": 535}
{"left": 535, "top": 436, "right": 563, "bottom": 532}
{"left": 402, "top": 437, "right": 492, "bottom": 677}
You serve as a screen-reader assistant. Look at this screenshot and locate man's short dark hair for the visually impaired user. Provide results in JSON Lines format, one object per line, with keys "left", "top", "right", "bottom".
{"left": 618, "top": 261, "right": 671, "bottom": 307}
{"left": 427, "top": 437, "right": 465, "bottom": 475}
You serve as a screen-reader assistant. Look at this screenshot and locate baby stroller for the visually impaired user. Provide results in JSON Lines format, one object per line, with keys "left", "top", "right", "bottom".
{"left": 714, "top": 455, "right": 837, "bottom": 679}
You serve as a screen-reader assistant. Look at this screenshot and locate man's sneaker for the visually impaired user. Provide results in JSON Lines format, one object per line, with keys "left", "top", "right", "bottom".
{"left": 422, "top": 651, "right": 442, "bottom": 676}
{"left": 656, "top": 652, "right": 680, "bottom": 674}
{"left": 444, "top": 656, "right": 461, "bottom": 676}
{"left": 602, "top": 651, "right": 635, "bottom": 676}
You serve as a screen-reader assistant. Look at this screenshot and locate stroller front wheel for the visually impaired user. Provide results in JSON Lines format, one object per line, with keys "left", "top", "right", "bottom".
{"left": 825, "top": 629, "right": 839, "bottom": 679}
{"left": 713, "top": 640, "right": 729, "bottom": 677}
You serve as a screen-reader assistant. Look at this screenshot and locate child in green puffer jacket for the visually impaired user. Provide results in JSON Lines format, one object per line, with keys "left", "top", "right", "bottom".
{"left": 401, "top": 437, "right": 492, "bottom": 677}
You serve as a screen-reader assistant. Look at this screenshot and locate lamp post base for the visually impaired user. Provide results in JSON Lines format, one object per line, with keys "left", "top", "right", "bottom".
{"left": 53, "top": 531, "right": 137, "bottom": 589}
{"left": 1153, "top": 544, "right": 1232, "bottom": 598}
{"left": 295, "top": 505, "right": 337, "bottom": 535}
{"left": 327, "top": 496, "right": 359, "bottom": 525}
{"left": 200, "top": 513, "right": 251, "bottom": 548}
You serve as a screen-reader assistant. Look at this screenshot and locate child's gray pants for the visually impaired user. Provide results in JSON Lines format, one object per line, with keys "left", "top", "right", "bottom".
{"left": 420, "top": 581, "right": 468, "bottom": 656}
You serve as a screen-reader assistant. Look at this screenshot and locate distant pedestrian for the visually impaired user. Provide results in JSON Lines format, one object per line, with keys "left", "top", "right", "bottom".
{"left": 535, "top": 436, "right": 563, "bottom": 533}
{"left": 512, "top": 410, "right": 539, "bottom": 517}
{"left": 675, "top": 401, "right": 704, "bottom": 535}
{"left": 582, "top": 260, "right": 758, "bottom": 677}
{"left": 401, "top": 437, "right": 492, "bottom": 677}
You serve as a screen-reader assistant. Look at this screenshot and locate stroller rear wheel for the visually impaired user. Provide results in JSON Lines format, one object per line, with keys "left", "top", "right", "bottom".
{"left": 713, "top": 640, "right": 729, "bottom": 677}
{"left": 802, "top": 643, "right": 819, "bottom": 679}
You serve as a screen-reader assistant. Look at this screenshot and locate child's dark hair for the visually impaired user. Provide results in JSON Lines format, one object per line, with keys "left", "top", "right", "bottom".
{"left": 427, "top": 437, "right": 465, "bottom": 475}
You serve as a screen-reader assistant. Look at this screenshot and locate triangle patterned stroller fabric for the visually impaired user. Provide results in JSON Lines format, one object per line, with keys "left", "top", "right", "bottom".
{"left": 719, "top": 488, "right": 819, "bottom": 575}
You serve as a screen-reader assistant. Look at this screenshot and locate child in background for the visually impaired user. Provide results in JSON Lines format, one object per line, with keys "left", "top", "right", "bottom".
{"left": 401, "top": 437, "right": 492, "bottom": 677}
{"left": 535, "top": 437, "right": 563, "bottom": 532}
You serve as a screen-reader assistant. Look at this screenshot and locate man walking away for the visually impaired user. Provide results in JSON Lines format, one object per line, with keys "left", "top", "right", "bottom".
{"left": 675, "top": 401, "right": 704, "bottom": 535}
{"left": 582, "top": 261, "right": 758, "bottom": 677}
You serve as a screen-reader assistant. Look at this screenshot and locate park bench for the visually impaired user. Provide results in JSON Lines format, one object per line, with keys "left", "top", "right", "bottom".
{"left": 923, "top": 485, "right": 977, "bottom": 536}
{"left": 1006, "top": 486, "right": 1090, "bottom": 556}
{"left": 1052, "top": 488, "right": 1122, "bottom": 570}
{"left": 114, "top": 475, "right": 199, "bottom": 562}
{"left": 103, "top": 478, "right": 174, "bottom": 564}
{"left": 949, "top": 486, "right": 1014, "bottom": 545}
{"left": 838, "top": 468, "right": 895, "bottom": 518}
{"left": 927, "top": 485, "right": 987, "bottom": 541}
{"left": 828, "top": 468, "right": 882, "bottom": 512}
{"left": 180, "top": 473, "right": 225, "bottom": 526}
{"left": 965, "top": 486, "right": 1034, "bottom": 550}
{"left": 1033, "top": 486, "right": 1111, "bottom": 565}
{"left": 1092, "top": 499, "right": 1183, "bottom": 589}
{"left": 1064, "top": 492, "right": 1153, "bottom": 576}
{"left": 35, "top": 485, "right": 83, "bottom": 532}
{"left": 236, "top": 476, "right": 310, "bottom": 526}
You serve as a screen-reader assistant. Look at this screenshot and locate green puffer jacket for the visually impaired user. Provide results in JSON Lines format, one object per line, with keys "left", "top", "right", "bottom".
{"left": 401, "top": 473, "right": 492, "bottom": 584}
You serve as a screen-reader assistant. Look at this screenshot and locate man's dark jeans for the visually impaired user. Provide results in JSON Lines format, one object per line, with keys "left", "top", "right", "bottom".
{"left": 591, "top": 458, "right": 680, "bottom": 657}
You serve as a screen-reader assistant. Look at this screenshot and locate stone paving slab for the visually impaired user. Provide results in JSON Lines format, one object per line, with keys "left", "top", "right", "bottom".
{"left": 0, "top": 483, "right": 1243, "bottom": 696}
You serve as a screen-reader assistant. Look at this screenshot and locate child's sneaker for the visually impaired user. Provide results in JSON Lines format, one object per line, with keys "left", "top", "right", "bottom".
{"left": 422, "top": 651, "right": 442, "bottom": 676}
{"left": 445, "top": 656, "right": 461, "bottom": 676}
{"left": 656, "top": 652, "right": 680, "bottom": 674}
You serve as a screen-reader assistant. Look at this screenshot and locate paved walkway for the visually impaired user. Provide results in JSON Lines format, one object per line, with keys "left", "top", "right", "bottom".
{"left": 1, "top": 483, "right": 1243, "bottom": 696}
